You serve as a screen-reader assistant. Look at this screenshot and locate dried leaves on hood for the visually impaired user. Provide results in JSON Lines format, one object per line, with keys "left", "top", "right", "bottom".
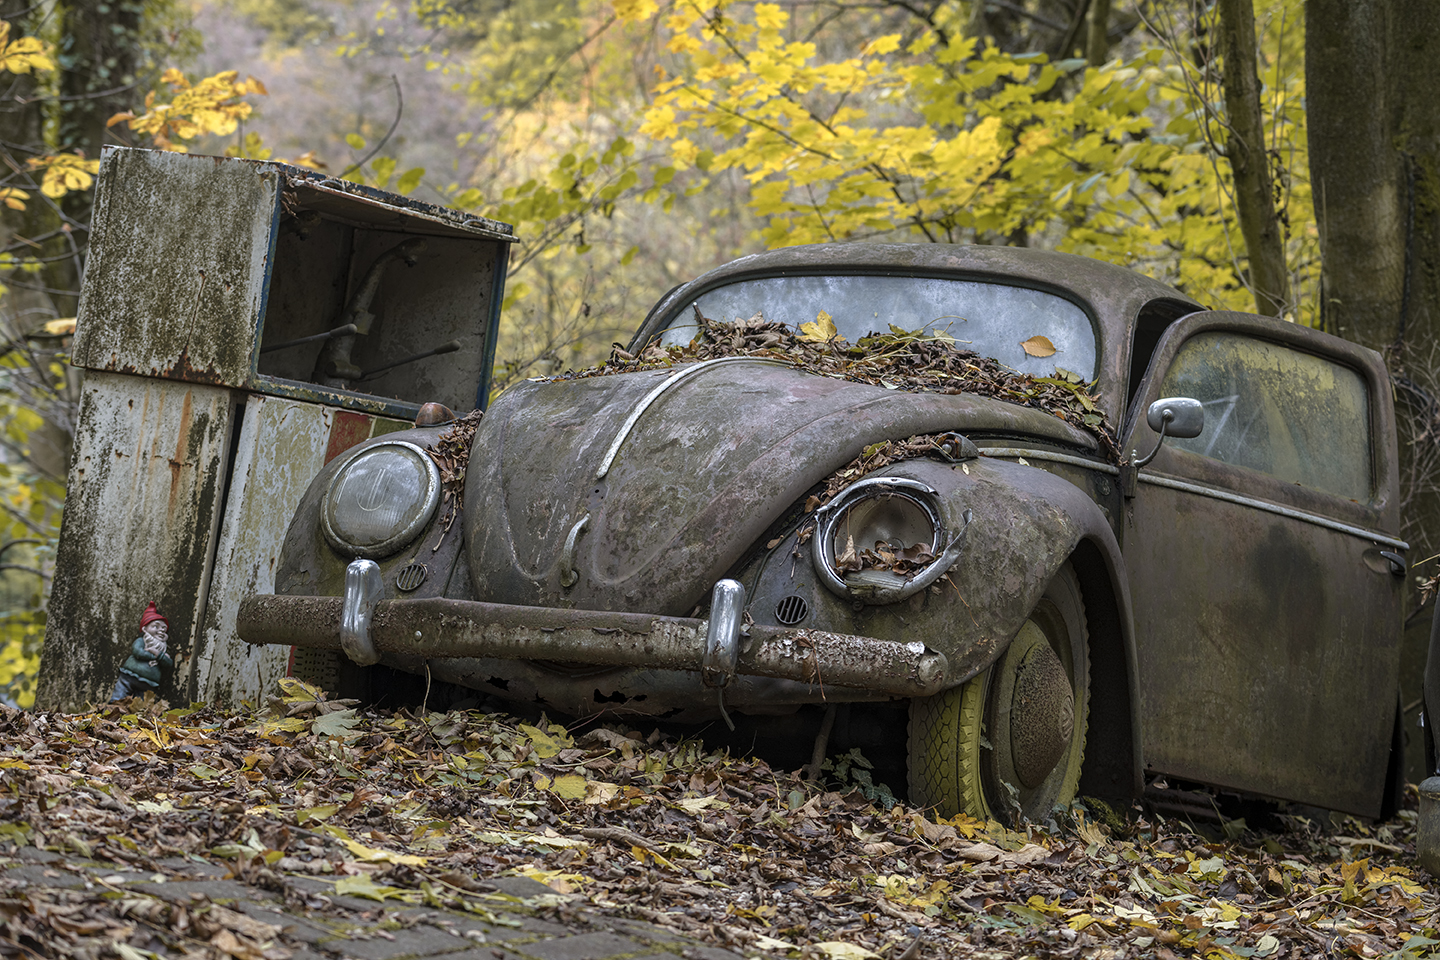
{"left": 557, "top": 314, "right": 1117, "bottom": 460}
{"left": 2, "top": 687, "right": 1436, "bottom": 960}
{"left": 425, "top": 408, "right": 484, "bottom": 536}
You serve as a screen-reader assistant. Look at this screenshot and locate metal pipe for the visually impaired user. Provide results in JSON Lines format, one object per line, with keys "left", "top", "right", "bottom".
{"left": 358, "top": 339, "right": 462, "bottom": 381}
{"left": 260, "top": 323, "right": 358, "bottom": 355}
{"left": 237, "top": 594, "right": 949, "bottom": 697}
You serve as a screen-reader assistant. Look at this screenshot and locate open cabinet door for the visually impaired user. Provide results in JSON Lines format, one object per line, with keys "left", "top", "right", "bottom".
{"left": 1120, "top": 311, "right": 1404, "bottom": 816}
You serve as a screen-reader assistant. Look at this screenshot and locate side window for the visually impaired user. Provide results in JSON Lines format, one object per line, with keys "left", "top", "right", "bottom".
{"left": 1127, "top": 299, "right": 1196, "bottom": 405}
{"left": 1159, "top": 332, "right": 1372, "bottom": 500}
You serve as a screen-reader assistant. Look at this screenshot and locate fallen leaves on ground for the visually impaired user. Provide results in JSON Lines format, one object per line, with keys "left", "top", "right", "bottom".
{"left": 0, "top": 688, "right": 1436, "bottom": 959}
{"left": 560, "top": 314, "right": 1118, "bottom": 460}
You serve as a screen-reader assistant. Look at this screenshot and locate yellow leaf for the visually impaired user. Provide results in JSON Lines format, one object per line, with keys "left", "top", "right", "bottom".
{"left": 278, "top": 677, "right": 323, "bottom": 702}
{"left": 798, "top": 310, "right": 839, "bottom": 342}
{"left": 1020, "top": 335, "right": 1056, "bottom": 358}
{"left": 519, "top": 723, "right": 571, "bottom": 758}
{"left": 334, "top": 875, "right": 412, "bottom": 901}
{"left": 546, "top": 773, "right": 588, "bottom": 799}
{"left": 338, "top": 837, "right": 428, "bottom": 865}
{"left": 810, "top": 944, "right": 879, "bottom": 960}
{"left": 613, "top": 0, "right": 658, "bottom": 22}
{"left": 753, "top": 3, "right": 788, "bottom": 29}
{"left": 675, "top": 795, "right": 729, "bottom": 813}
{"left": 296, "top": 805, "right": 339, "bottom": 824}
{"left": 0, "top": 30, "right": 55, "bottom": 75}
{"left": 585, "top": 781, "right": 622, "bottom": 805}
{"left": 260, "top": 717, "right": 306, "bottom": 735}
{"left": 41, "top": 318, "right": 74, "bottom": 336}
{"left": 630, "top": 845, "right": 674, "bottom": 869}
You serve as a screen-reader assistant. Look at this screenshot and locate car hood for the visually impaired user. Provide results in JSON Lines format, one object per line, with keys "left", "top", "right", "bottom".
{"left": 463, "top": 359, "right": 1099, "bottom": 615}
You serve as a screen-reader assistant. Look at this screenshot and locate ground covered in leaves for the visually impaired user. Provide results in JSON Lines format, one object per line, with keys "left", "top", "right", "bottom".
{"left": 0, "top": 685, "right": 1436, "bottom": 959}
{"left": 560, "top": 315, "right": 1118, "bottom": 460}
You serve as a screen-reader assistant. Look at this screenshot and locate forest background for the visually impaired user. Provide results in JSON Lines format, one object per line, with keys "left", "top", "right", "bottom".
{"left": 0, "top": 0, "right": 1436, "bottom": 772}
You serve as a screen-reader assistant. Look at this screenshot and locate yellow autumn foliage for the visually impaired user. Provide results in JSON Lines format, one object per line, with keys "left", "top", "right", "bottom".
{"left": 108, "top": 69, "right": 269, "bottom": 153}
{"left": 624, "top": 0, "right": 1315, "bottom": 322}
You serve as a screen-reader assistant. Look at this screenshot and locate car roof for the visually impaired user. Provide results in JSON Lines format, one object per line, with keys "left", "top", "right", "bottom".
{"left": 630, "top": 243, "right": 1202, "bottom": 424}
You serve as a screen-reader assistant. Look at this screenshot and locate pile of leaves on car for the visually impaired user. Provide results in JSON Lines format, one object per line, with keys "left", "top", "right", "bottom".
{"left": 559, "top": 312, "right": 1119, "bottom": 460}
{"left": 0, "top": 688, "right": 1436, "bottom": 960}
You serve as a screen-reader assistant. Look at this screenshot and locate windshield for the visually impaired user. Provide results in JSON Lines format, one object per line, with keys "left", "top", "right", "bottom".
{"left": 660, "top": 273, "right": 1097, "bottom": 379}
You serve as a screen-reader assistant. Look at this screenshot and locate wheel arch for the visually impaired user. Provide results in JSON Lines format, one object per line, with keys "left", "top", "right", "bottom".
{"left": 1068, "top": 535, "right": 1143, "bottom": 807}
{"left": 924, "top": 454, "right": 1144, "bottom": 806}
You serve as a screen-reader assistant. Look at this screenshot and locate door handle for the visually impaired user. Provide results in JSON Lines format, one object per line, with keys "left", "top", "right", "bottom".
{"left": 1380, "top": 550, "right": 1407, "bottom": 577}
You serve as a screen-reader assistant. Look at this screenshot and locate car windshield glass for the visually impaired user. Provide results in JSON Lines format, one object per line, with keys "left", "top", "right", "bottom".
{"left": 660, "top": 274, "right": 1097, "bottom": 378}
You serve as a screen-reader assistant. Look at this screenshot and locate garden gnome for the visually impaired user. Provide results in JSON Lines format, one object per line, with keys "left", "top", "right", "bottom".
{"left": 110, "top": 602, "right": 174, "bottom": 701}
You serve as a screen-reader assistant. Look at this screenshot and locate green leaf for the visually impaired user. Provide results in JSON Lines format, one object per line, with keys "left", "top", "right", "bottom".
{"left": 297, "top": 804, "right": 340, "bottom": 824}
{"left": 334, "top": 874, "right": 412, "bottom": 901}
{"left": 396, "top": 167, "right": 425, "bottom": 194}
{"left": 345, "top": 133, "right": 366, "bottom": 150}
{"left": 311, "top": 708, "right": 362, "bottom": 740}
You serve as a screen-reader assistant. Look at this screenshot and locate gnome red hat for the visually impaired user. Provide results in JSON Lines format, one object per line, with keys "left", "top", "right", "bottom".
{"left": 139, "top": 602, "right": 168, "bottom": 632}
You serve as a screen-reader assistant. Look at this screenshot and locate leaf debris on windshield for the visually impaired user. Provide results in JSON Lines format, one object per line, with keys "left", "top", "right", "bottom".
{"left": 560, "top": 314, "right": 1117, "bottom": 460}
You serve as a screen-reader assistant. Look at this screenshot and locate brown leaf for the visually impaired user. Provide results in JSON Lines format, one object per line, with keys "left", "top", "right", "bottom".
{"left": 1020, "top": 334, "right": 1056, "bottom": 357}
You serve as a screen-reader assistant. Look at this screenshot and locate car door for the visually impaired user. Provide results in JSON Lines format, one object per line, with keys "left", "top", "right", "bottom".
{"left": 1120, "top": 312, "right": 1405, "bottom": 816}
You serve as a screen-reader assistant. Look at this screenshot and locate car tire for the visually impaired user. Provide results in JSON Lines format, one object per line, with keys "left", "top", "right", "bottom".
{"left": 908, "top": 561, "right": 1090, "bottom": 822}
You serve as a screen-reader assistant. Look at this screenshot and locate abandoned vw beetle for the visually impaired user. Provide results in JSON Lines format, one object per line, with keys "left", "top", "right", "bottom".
{"left": 241, "top": 244, "right": 1407, "bottom": 822}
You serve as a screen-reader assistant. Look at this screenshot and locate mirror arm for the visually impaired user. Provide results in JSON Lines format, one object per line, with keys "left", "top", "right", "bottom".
{"left": 1133, "top": 410, "right": 1173, "bottom": 468}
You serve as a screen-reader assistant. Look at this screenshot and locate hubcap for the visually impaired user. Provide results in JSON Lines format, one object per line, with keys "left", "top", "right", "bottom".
{"left": 1008, "top": 639, "right": 1074, "bottom": 789}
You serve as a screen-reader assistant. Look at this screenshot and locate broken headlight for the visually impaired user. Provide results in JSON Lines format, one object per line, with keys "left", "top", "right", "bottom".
{"left": 322, "top": 440, "right": 441, "bottom": 559}
{"left": 812, "top": 477, "right": 969, "bottom": 604}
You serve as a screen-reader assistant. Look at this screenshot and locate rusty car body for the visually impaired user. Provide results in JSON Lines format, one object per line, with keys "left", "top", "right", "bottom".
{"left": 239, "top": 243, "right": 1408, "bottom": 822}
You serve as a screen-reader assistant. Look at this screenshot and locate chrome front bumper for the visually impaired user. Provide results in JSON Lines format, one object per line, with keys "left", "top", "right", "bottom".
{"left": 237, "top": 571, "right": 949, "bottom": 699}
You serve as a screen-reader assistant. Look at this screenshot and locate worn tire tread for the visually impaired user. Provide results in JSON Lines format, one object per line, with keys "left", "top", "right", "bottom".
{"left": 908, "top": 562, "right": 1090, "bottom": 822}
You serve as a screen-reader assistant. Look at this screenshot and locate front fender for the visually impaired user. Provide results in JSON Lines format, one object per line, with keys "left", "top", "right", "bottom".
{"left": 742, "top": 452, "right": 1141, "bottom": 800}
{"left": 743, "top": 455, "right": 1121, "bottom": 681}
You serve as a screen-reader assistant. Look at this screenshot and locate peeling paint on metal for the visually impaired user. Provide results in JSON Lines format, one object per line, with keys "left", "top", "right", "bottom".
{"left": 192, "top": 397, "right": 333, "bottom": 705}
{"left": 36, "top": 373, "right": 234, "bottom": 710}
{"left": 72, "top": 150, "right": 277, "bottom": 387}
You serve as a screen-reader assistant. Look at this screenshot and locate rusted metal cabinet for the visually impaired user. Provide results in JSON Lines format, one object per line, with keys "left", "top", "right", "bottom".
{"left": 34, "top": 147, "right": 514, "bottom": 710}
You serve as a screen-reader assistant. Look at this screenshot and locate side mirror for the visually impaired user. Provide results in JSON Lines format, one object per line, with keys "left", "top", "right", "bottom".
{"left": 1146, "top": 397, "right": 1204, "bottom": 440}
{"left": 1130, "top": 397, "right": 1204, "bottom": 480}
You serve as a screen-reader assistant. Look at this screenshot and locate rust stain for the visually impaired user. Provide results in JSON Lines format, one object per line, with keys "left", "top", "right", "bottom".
{"left": 168, "top": 390, "right": 195, "bottom": 512}
{"left": 325, "top": 411, "right": 373, "bottom": 464}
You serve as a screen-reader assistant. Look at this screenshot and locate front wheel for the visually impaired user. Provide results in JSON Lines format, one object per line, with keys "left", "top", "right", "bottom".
{"left": 908, "top": 562, "right": 1090, "bottom": 822}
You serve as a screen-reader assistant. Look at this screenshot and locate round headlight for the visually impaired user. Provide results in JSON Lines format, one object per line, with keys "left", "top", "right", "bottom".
{"left": 812, "top": 477, "right": 967, "bottom": 604}
{"left": 322, "top": 440, "right": 442, "bottom": 559}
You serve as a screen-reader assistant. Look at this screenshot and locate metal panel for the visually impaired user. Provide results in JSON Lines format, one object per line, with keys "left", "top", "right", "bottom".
{"left": 1121, "top": 314, "right": 1404, "bottom": 817}
{"left": 192, "top": 397, "right": 332, "bottom": 705}
{"left": 193, "top": 399, "right": 414, "bottom": 706}
{"left": 72, "top": 150, "right": 278, "bottom": 386}
{"left": 35, "top": 373, "right": 234, "bottom": 710}
{"left": 1124, "top": 479, "right": 1401, "bottom": 816}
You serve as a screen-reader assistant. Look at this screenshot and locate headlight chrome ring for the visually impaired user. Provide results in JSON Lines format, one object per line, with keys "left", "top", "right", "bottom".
{"left": 812, "top": 476, "right": 970, "bottom": 604}
{"left": 322, "top": 440, "right": 442, "bottom": 559}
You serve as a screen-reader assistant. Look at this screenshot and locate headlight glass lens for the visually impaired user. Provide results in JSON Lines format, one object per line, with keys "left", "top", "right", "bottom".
{"left": 322, "top": 441, "right": 441, "bottom": 558}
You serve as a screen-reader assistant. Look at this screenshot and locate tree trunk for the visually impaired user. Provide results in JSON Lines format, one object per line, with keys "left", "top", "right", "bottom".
{"left": 1306, "top": 0, "right": 1402, "bottom": 343}
{"left": 1307, "top": 0, "right": 1440, "bottom": 784}
{"left": 1087, "top": 0, "right": 1110, "bottom": 65}
{"left": 51, "top": 0, "right": 145, "bottom": 313}
{"left": 0, "top": 2, "right": 65, "bottom": 328}
{"left": 1217, "top": 0, "right": 1290, "bottom": 316}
